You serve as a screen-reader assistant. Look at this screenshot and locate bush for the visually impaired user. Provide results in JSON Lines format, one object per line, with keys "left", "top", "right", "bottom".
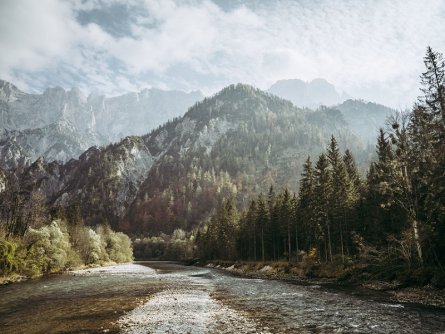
{"left": 0, "top": 238, "right": 20, "bottom": 273}
{"left": 85, "top": 228, "right": 108, "bottom": 264}
{"left": 24, "top": 221, "right": 73, "bottom": 274}
{"left": 98, "top": 225, "right": 133, "bottom": 263}
{"left": 1, "top": 220, "right": 134, "bottom": 277}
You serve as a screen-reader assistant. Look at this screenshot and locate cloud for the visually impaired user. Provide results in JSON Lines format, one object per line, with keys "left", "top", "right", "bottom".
{"left": 0, "top": 0, "right": 75, "bottom": 83}
{"left": 0, "top": 0, "right": 444, "bottom": 107}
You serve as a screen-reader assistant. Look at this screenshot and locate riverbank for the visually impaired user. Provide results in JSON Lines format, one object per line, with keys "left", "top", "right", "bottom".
{"left": 0, "top": 261, "right": 126, "bottom": 286}
{"left": 204, "top": 260, "right": 445, "bottom": 308}
{"left": 0, "top": 273, "right": 27, "bottom": 285}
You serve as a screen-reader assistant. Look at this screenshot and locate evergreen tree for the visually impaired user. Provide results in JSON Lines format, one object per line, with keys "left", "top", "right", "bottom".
{"left": 327, "top": 136, "right": 352, "bottom": 261}
{"left": 291, "top": 193, "right": 300, "bottom": 262}
{"left": 343, "top": 149, "right": 362, "bottom": 199}
{"left": 256, "top": 193, "right": 268, "bottom": 262}
{"left": 420, "top": 46, "right": 445, "bottom": 125}
{"left": 246, "top": 200, "right": 258, "bottom": 260}
{"left": 298, "top": 156, "right": 317, "bottom": 252}
{"left": 314, "top": 153, "right": 332, "bottom": 262}
{"left": 217, "top": 197, "right": 239, "bottom": 259}
{"left": 279, "top": 188, "right": 293, "bottom": 261}
{"left": 388, "top": 114, "right": 423, "bottom": 264}
{"left": 364, "top": 129, "right": 404, "bottom": 242}
{"left": 267, "top": 186, "right": 278, "bottom": 259}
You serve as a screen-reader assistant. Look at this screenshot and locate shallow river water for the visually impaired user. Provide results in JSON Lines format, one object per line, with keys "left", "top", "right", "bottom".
{"left": 0, "top": 262, "right": 444, "bottom": 333}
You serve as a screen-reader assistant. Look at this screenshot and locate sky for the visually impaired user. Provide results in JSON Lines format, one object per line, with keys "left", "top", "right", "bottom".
{"left": 0, "top": 0, "right": 444, "bottom": 109}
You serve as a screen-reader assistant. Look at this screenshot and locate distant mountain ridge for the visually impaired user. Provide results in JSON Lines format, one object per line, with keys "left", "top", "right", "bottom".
{"left": 0, "top": 79, "right": 203, "bottom": 167}
{"left": 268, "top": 78, "right": 350, "bottom": 108}
{"left": 335, "top": 99, "right": 394, "bottom": 143}
{"left": 267, "top": 78, "right": 394, "bottom": 143}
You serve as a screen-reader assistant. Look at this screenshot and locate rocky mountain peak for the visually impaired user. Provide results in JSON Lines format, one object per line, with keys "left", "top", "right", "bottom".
{"left": 0, "top": 80, "right": 24, "bottom": 102}
{"left": 0, "top": 79, "right": 203, "bottom": 167}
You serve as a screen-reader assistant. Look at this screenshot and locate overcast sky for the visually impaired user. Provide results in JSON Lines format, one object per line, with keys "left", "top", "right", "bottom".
{"left": 1, "top": 0, "right": 444, "bottom": 108}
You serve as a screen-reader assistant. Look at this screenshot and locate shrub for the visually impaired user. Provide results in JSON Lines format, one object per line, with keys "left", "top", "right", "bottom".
{"left": 0, "top": 238, "right": 20, "bottom": 273}
{"left": 23, "top": 221, "right": 73, "bottom": 274}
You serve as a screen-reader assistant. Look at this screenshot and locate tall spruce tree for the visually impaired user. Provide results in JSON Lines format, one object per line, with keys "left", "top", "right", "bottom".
{"left": 314, "top": 153, "right": 332, "bottom": 262}
{"left": 420, "top": 46, "right": 445, "bottom": 125}
{"left": 327, "top": 136, "right": 352, "bottom": 261}
{"left": 256, "top": 193, "right": 268, "bottom": 262}
{"left": 343, "top": 149, "right": 362, "bottom": 199}
{"left": 389, "top": 114, "right": 423, "bottom": 264}
{"left": 280, "top": 188, "right": 293, "bottom": 261}
{"left": 414, "top": 47, "right": 445, "bottom": 265}
{"left": 298, "top": 156, "right": 317, "bottom": 252}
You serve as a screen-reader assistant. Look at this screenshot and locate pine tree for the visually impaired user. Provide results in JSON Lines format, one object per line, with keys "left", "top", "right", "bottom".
{"left": 279, "top": 188, "right": 293, "bottom": 261}
{"left": 420, "top": 46, "right": 445, "bottom": 125}
{"left": 414, "top": 47, "right": 445, "bottom": 265}
{"left": 314, "top": 153, "right": 332, "bottom": 262}
{"left": 247, "top": 200, "right": 258, "bottom": 260}
{"left": 389, "top": 114, "right": 423, "bottom": 264}
{"left": 327, "top": 136, "right": 351, "bottom": 262}
{"left": 298, "top": 156, "right": 317, "bottom": 252}
{"left": 291, "top": 193, "right": 300, "bottom": 262}
{"left": 343, "top": 149, "right": 362, "bottom": 199}
{"left": 256, "top": 193, "right": 268, "bottom": 262}
{"left": 364, "top": 129, "right": 404, "bottom": 242}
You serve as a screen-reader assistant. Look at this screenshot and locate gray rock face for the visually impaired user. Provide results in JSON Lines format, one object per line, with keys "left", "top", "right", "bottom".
{"left": 0, "top": 79, "right": 203, "bottom": 167}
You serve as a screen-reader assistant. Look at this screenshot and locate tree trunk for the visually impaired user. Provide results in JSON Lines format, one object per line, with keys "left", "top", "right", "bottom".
{"left": 412, "top": 218, "right": 423, "bottom": 264}
{"left": 327, "top": 218, "right": 333, "bottom": 262}
{"left": 287, "top": 223, "right": 291, "bottom": 263}
{"left": 253, "top": 225, "right": 257, "bottom": 261}
{"left": 295, "top": 221, "right": 299, "bottom": 263}
{"left": 340, "top": 218, "right": 345, "bottom": 264}
{"left": 261, "top": 226, "right": 265, "bottom": 262}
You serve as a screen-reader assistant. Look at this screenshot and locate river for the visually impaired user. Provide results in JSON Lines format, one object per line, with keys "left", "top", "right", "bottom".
{"left": 0, "top": 262, "right": 444, "bottom": 333}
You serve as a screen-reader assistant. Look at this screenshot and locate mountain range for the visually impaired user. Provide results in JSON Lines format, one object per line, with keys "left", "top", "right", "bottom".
{"left": 0, "top": 80, "right": 203, "bottom": 168}
{"left": 0, "top": 79, "right": 395, "bottom": 236}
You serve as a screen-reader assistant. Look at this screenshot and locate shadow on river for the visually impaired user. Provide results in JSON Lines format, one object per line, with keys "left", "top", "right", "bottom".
{"left": 0, "top": 261, "right": 444, "bottom": 333}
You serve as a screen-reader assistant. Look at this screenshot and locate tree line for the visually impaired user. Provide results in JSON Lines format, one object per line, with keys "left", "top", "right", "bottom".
{"left": 197, "top": 136, "right": 361, "bottom": 264}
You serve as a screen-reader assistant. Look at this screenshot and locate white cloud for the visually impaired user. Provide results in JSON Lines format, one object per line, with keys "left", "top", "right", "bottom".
{"left": 0, "top": 0, "right": 444, "bottom": 107}
{"left": 0, "top": 0, "right": 77, "bottom": 81}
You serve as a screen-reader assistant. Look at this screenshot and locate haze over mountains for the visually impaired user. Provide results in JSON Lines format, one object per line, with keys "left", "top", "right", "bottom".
{"left": 0, "top": 80, "right": 203, "bottom": 167}
{"left": 0, "top": 78, "right": 393, "bottom": 169}
{"left": 268, "top": 78, "right": 349, "bottom": 108}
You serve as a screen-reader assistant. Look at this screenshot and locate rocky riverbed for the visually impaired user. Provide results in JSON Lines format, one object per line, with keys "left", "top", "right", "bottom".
{"left": 0, "top": 262, "right": 444, "bottom": 333}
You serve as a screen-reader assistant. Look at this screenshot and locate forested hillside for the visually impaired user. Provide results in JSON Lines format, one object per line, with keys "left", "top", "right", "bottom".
{"left": 124, "top": 84, "right": 368, "bottom": 235}
{"left": 196, "top": 47, "right": 445, "bottom": 286}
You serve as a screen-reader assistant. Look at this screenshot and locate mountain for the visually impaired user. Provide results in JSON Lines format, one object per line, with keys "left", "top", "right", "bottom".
{"left": 123, "top": 84, "right": 367, "bottom": 234}
{"left": 268, "top": 78, "right": 348, "bottom": 108}
{"left": 0, "top": 80, "right": 203, "bottom": 167}
{"left": 3, "top": 84, "right": 375, "bottom": 236}
{"left": 335, "top": 99, "right": 395, "bottom": 143}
